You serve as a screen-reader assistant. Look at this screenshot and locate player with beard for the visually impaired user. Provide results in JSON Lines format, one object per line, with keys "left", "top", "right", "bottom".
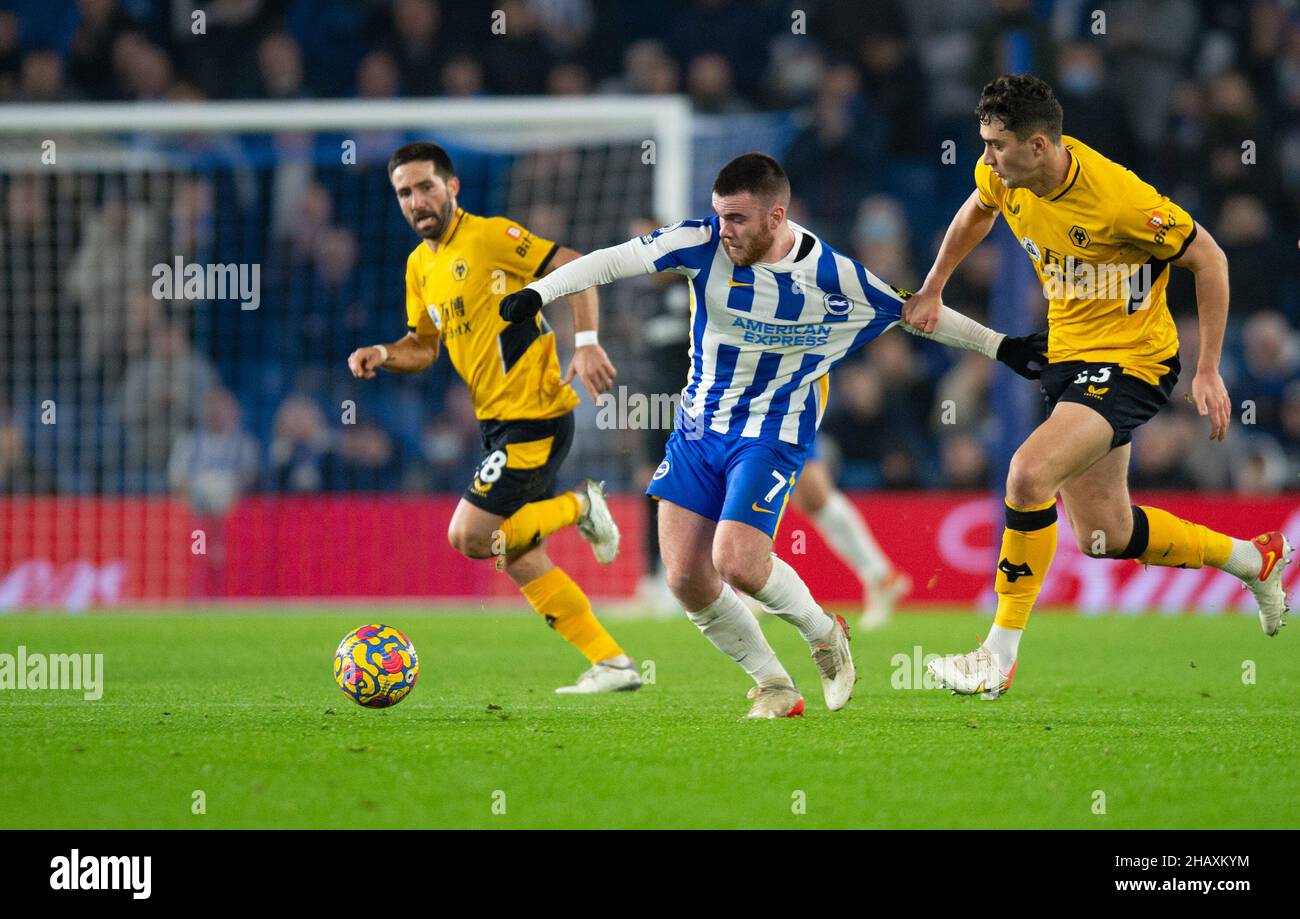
{"left": 498, "top": 152, "right": 1048, "bottom": 717}
{"left": 348, "top": 142, "right": 642, "bottom": 695}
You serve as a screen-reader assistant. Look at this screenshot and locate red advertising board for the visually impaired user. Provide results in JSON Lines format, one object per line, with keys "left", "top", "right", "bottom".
{"left": 2, "top": 493, "right": 1298, "bottom": 613}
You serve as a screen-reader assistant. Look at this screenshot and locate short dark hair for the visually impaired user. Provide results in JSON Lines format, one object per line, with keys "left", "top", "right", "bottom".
{"left": 713, "top": 152, "right": 790, "bottom": 202}
{"left": 388, "top": 141, "right": 455, "bottom": 179}
{"left": 975, "top": 74, "right": 1063, "bottom": 141}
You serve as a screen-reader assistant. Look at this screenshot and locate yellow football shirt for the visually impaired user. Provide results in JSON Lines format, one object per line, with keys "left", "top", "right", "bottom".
{"left": 404, "top": 208, "right": 580, "bottom": 421}
{"left": 975, "top": 136, "right": 1197, "bottom": 384}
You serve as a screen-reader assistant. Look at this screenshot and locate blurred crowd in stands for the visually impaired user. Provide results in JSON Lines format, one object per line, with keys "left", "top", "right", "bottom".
{"left": 1, "top": 0, "right": 1299, "bottom": 505}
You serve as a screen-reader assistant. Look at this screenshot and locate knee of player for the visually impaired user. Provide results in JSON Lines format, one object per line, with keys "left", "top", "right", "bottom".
{"left": 712, "top": 547, "right": 764, "bottom": 595}
{"left": 447, "top": 524, "right": 495, "bottom": 560}
{"left": 664, "top": 567, "right": 694, "bottom": 599}
{"left": 1005, "top": 456, "right": 1054, "bottom": 506}
{"left": 665, "top": 566, "right": 718, "bottom": 609}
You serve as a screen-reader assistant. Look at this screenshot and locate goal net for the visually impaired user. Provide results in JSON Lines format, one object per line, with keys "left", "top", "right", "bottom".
{"left": 0, "top": 97, "right": 694, "bottom": 610}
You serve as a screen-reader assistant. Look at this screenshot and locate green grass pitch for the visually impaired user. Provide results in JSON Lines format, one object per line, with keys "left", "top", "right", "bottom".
{"left": 1, "top": 608, "right": 1295, "bottom": 829}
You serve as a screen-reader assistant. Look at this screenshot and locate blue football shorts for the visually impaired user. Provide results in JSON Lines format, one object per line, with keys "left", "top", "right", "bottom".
{"left": 646, "top": 420, "right": 810, "bottom": 538}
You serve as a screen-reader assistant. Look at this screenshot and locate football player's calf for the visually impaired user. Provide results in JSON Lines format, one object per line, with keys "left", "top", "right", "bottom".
{"left": 1125, "top": 509, "right": 1293, "bottom": 636}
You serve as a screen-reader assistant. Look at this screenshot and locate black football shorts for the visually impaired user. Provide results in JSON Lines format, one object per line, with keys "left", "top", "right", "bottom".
{"left": 464, "top": 412, "right": 575, "bottom": 518}
{"left": 1039, "top": 355, "right": 1180, "bottom": 449}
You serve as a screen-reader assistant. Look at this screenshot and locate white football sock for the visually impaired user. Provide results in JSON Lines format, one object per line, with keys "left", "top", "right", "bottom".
{"left": 1218, "top": 538, "right": 1262, "bottom": 580}
{"left": 752, "top": 554, "right": 835, "bottom": 645}
{"left": 813, "top": 491, "right": 890, "bottom": 584}
{"left": 686, "top": 584, "right": 791, "bottom": 687}
{"left": 982, "top": 623, "right": 1021, "bottom": 669}
{"left": 598, "top": 654, "right": 633, "bottom": 668}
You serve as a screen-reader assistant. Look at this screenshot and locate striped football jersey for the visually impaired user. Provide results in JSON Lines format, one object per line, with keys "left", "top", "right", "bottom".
{"left": 634, "top": 216, "right": 904, "bottom": 445}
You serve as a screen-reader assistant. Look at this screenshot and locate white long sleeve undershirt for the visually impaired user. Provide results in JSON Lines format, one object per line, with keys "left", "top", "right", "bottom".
{"left": 527, "top": 238, "right": 651, "bottom": 304}
{"left": 899, "top": 306, "right": 1006, "bottom": 360}
{"left": 525, "top": 238, "right": 1006, "bottom": 360}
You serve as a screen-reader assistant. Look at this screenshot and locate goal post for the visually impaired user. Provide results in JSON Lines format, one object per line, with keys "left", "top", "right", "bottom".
{"left": 0, "top": 96, "right": 692, "bottom": 220}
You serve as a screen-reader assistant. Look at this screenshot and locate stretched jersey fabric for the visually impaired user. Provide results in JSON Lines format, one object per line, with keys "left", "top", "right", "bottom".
{"left": 975, "top": 135, "right": 1196, "bottom": 385}
{"left": 404, "top": 208, "right": 579, "bottom": 421}
{"left": 631, "top": 217, "right": 905, "bottom": 446}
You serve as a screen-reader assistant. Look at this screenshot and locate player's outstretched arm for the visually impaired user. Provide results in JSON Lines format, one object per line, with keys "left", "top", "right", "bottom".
{"left": 347, "top": 331, "right": 439, "bottom": 379}
{"left": 898, "top": 305, "right": 1047, "bottom": 380}
{"left": 499, "top": 235, "right": 662, "bottom": 323}
{"left": 907, "top": 190, "right": 998, "bottom": 333}
{"left": 1173, "top": 222, "right": 1232, "bottom": 441}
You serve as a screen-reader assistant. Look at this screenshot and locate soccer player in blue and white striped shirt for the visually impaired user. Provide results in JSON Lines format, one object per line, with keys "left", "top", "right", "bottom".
{"left": 500, "top": 153, "right": 1045, "bottom": 718}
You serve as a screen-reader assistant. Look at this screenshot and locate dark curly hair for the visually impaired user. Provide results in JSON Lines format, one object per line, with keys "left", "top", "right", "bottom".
{"left": 975, "top": 74, "right": 1063, "bottom": 141}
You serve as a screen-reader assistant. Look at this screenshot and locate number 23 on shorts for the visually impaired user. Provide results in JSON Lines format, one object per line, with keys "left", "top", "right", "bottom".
{"left": 1073, "top": 365, "right": 1112, "bottom": 385}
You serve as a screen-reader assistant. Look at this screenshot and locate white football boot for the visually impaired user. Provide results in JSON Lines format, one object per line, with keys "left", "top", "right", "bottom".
{"left": 555, "top": 659, "right": 642, "bottom": 694}
{"left": 1244, "top": 531, "right": 1292, "bottom": 636}
{"left": 810, "top": 614, "right": 856, "bottom": 711}
{"left": 576, "top": 480, "right": 620, "bottom": 564}
{"left": 860, "top": 568, "right": 912, "bottom": 631}
{"left": 744, "top": 683, "right": 805, "bottom": 719}
{"left": 926, "top": 646, "right": 1017, "bottom": 700}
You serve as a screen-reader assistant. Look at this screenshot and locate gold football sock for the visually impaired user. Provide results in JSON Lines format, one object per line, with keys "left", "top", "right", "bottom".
{"left": 519, "top": 566, "right": 623, "bottom": 664}
{"left": 1122, "top": 505, "right": 1232, "bottom": 569}
{"left": 499, "top": 493, "right": 582, "bottom": 554}
{"left": 993, "top": 498, "right": 1058, "bottom": 631}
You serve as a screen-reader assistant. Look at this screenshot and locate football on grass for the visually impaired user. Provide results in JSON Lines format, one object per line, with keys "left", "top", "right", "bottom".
{"left": 334, "top": 624, "right": 419, "bottom": 708}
